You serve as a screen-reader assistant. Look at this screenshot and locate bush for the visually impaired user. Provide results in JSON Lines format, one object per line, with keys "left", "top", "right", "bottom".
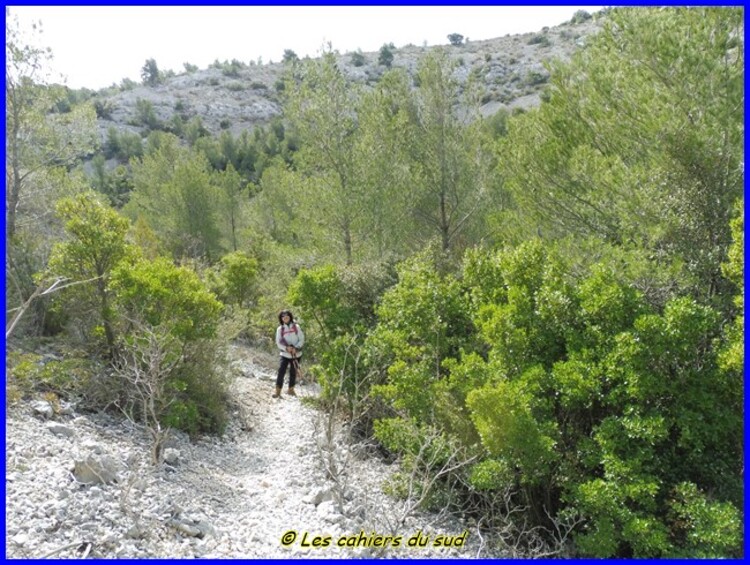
{"left": 447, "top": 33, "right": 464, "bottom": 46}
{"left": 527, "top": 34, "right": 551, "bottom": 47}
{"left": 47, "top": 192, "right": 138, "bottom": 356}
{"left": 111, "top": 257, "right": 223, "bottom": 342}
{"left": 378, "top": 43, "right": 395, "bottom": 68}
{"left": 287, "top": 261, "right": 397, "bottom": 420}
{"left": 570, "top": 10, "right": 592, "bottom": 24}
{"left": 141, "top": 58, "right": 162, "bottom": 86}
{"left": 134, "top": 98, "right": 161, "bottom": 130}
{"left": 287, "top": 264, "right": 359, "bottom": 344}
{"left": 367, "top": 252, "right": 473, "bottom": 422}
{"left": 525, "top": 70, "right": 548, "bottom": 86}
{"left": 120, "top": 78, "right": 138, "bottom": 91}
{"left": 93, "top": 99, "right": 113, "bottom": 119}
{"left": 208, "top": 251, "right": 259, "bottom": 308}
{"left": 221, "top": 59, "right": 244, "bottom": 77}
{"left": 364, "top": 239, "right": 742, "bottom": 557}
{"left": 105, "top": 127, "right": 144, "bottom": 162}
{"left": 111, "top": 257, "right": 228, "bottom": 435}
{"left": 7, "top": 351, "right": 96, "bottom": 402}
{"left": 350, "top": 50, "right": 366, "bottom": 67}
{"left": 461, "top": 243, "right": 740, "bottom": 556}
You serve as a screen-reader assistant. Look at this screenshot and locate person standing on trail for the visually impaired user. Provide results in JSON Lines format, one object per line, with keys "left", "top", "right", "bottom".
{"left": 273, "top": 310, "right": 305, "bottom": 398}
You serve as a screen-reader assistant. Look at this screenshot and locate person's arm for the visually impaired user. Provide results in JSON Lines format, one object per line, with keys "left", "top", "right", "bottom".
{"left": 296, "top": 325, "right": 305, "bottom": 351}
{"left": 275, "top": 326, "right": 287, "bottom": 353}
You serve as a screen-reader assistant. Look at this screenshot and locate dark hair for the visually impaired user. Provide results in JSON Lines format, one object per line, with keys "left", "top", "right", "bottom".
{"left": 278, "top": 310, "right": 294, "bottom": 324}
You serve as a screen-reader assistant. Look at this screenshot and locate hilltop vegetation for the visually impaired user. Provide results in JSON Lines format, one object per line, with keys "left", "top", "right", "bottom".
{"left": 6, "top": 7, "right": 743, "bottom": 558}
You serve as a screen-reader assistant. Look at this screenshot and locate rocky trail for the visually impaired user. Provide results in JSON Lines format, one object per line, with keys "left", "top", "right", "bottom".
{"left": 5, "top": 344, "right": 489, "bottom": 558}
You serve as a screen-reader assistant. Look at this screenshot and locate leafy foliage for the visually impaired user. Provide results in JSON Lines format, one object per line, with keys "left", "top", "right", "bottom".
{"left": 497, "top": 7, "right": 743, "bottom": 309}
{"left": 111, "top": 257, "right": 223, "bottom": 342}
{"left": 126, "top": 133, "right": 224, "bottom": 261}
{"left": 378, "top": 43, "right": 394, "bottom": 67}
{"left": 208, "top": 250, "right": 259, "bottom": 308}
{"left": 368, "top": 252, "right": 473, "bottom": 424}
{"left": 447, "top": 33, "right": 464, "bottom": 46}
{"left": 349, "top": 50, "right": 366, "bottom": 67}
{"left": 410, "top": 49, "right": 493, "bottom": 255}
{"left": 141, "top": 58, "right": 162, "bottom": 86}
{"left": 47, "top": 192, "right": 138, "bottom": 354}
{"left": 283, "top": 49, "right": 363, "bottom": 263}
{"left": 7, "top": 351, "right": 97, "bottom": 402}
{"left": 282, "top": 49, "right": 299, "bottom": 64}
{"left": 111, "top": 257, "right": 227, "bottom": 434}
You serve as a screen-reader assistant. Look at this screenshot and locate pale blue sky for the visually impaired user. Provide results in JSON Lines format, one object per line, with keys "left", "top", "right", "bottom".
{"left": 9, "top": 5, "right": 604, "bottom": 90}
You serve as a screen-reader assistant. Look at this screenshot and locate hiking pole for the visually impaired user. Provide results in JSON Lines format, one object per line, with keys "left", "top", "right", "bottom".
{"left": 292, "top": 357, "right": 304, "bottom": 385}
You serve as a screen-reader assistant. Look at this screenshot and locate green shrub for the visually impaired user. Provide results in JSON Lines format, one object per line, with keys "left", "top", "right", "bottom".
{"left": 208, "top": 251, "right": 259, "bottom": 307}
{"left": 468, "top": 458, "right": 514, "bottom": 491}
{"left": 350, "top": 50, "right": 366, "bottom": 67}
{"left": 93, "top": 99, "right": 113, "bottom": 119}
{"left": 457, "top": 243, "right": 741, "bottom": 556}
{"left": 120, "top": 78, "right": 138, "bottom": 91}
{"left": 368, "top": 238, "right": 742, "bottom": 557}
{"left": 367, "top": 253, "right": 473, "bottom": 425}
{"left": 282, "top": 49, "right": 299, "bottom": 64}
{"left": 141, "top": 58, "right": 161, "bottom": 86}
{"left": 527, "top": 34, "right": 551, "bottom": 47}
{"left": 525, "top": 70, "right": 548, "bottom": 86}
{"left": 667, "top": 482, "right": 742, "bottom": 557}
{"left": 378, "top": 43, "right": 394, "bottom": 68}
{"left": 447, "top": 33, "right": 464, "bottom": 46}
{"left": 134, "top": 98, "right": 160, "bottom": 130}
{"left": 570, "top": 10, "right": 592, "bottom": 24}
{"left": 111, "top": 257, "right": 228, "bottom": 434}
{"left": 47, "top": 192, "right": 138, "bottom": 355}
{"left": 111, "top": 257, "right": 223, "bottom": 342}
{"left": 221, "top": 59, "right": 243, "bottom": 77}
{"left": 7, "top": 352, "right": 96, "bottom": 400}
{"left": 285, "top": 261, "right": 396, "bottom": 419}
{"left": 287, "top": 264, "right": 359, "bottom": 343}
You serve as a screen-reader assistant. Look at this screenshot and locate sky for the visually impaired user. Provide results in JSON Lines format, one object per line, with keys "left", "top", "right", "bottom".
{"left": 8, "top": 5, "right": 605, "bottom": 90}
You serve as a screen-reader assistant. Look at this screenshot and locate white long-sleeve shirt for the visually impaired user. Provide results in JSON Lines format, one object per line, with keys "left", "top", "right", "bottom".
{"left": 276, "top": 323, "right": 305, "bottom": 359}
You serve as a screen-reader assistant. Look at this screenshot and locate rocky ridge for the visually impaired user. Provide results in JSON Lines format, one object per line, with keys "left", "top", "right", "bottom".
{"left": 92, "top": 14, "right": 604, "bottom": 140}
{"left": 6, "top": 344, "right": 495, "bottom": 559}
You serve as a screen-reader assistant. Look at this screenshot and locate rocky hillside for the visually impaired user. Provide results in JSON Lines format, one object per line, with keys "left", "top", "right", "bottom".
{"left": 92, "top": 14, "right": 604, "bottom": 141}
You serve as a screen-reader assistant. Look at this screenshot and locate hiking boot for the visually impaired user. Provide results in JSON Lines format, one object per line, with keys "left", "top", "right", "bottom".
{"left": 287, "top": 387, "right": 296, "bottom": 396}
{"left": 272, "top": 387, "right": 282, "bottom": 399}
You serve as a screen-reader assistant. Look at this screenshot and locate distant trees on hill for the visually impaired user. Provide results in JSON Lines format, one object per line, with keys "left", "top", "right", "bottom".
{"left": 141, "top": 58, "right": 162, "bottom": 86}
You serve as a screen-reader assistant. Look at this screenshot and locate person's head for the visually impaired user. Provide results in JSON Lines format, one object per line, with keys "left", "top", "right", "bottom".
{"left": 278, "top": 309, "right": 294, "bottom": 325}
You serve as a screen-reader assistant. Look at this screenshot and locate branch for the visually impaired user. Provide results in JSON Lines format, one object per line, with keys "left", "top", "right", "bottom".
{"left": 5, "top": 275, "right": 103, "bottom": 339}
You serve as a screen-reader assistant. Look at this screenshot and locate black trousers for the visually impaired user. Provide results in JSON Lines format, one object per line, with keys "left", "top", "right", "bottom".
{"left": 276, "top": 356, "right": 298, "bottom": 388}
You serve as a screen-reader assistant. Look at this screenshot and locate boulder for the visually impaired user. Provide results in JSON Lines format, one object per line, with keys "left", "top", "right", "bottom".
{"left": 72, "top": 454, "right": 121, "bottom": 485}
{"left": 46, "top": 423, "right": 75, "bottom": 438}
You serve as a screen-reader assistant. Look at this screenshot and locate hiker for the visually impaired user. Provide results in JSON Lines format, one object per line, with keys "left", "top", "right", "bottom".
{"left": 273, "top": 309, "right": 305, "bottom": 398}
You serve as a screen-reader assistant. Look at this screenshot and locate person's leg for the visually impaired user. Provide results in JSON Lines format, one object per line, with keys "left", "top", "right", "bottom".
{"left": 276, "top": 357, "right": 291, "bottom": 387}
{"left": 274, "top": 357, "right": 290, "bottom": 397}
{"left": 288, "top": 359, "right": 297, "bottom": 388}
